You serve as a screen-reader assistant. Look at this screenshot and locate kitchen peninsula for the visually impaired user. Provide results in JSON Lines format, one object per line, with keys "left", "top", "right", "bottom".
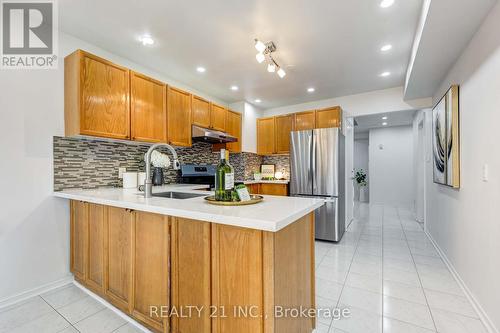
{"left": 54, "top": 185, "right": 323, "bottom": 333}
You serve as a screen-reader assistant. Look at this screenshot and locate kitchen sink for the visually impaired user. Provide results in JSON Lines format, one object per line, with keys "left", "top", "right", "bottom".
{"left": 152, "top": 191, "right": 207, "bottom": 199}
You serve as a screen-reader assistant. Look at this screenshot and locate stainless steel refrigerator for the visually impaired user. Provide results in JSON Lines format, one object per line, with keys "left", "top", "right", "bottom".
{"left": 290, "top": 128, "right": 345, "bottom": 242}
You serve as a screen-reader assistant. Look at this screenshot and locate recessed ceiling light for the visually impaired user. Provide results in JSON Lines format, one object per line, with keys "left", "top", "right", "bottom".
{"left": 139, "top": 35, "right": 154, "bottom": 46}
{"left": 382, "top": 122, "right": 388, "bottom": 126}
{"left": 380, "top": 0, "right": 394, "bottom": 8}
{"left": 196, "top": 66, "right": 206, "bottom": 73}
{"left": 230, "top": 85, "right": 239, "bottom": 91}
{"left": 307, "top": 87, "right": 315, "bottom": 93}
{"left": 381, "top": 44, "right": 392, "bottom": 52}
{"left": 382, "top": 116, "right": 388, "bottom": 120}
{"left": 255, "top": 99, "right": 262, "bottom": 103}
{"left": 380, "top": 71, "right": 391, "bottom": 77}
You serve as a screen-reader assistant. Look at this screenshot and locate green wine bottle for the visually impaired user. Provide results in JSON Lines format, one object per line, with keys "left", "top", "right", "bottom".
{"left": 215, "top": 149, "right": 234, "bottom": 201}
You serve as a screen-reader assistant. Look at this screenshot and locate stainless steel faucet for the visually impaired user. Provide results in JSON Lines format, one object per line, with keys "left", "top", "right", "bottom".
{"left": 144, "top": 143, "right": 180, "bottom": 198}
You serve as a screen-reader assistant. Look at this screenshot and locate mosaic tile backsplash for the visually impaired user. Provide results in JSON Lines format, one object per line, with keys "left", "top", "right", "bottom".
{"left": 53, "top": 136, "right": 270, "bottom": 191}
{"left": 262, "top": 155, "right": 290, "bottom": 179}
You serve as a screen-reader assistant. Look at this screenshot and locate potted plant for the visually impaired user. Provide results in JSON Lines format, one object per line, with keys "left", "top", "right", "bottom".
{"left": 354, "top": 169, "right": 368, "bottom": 202}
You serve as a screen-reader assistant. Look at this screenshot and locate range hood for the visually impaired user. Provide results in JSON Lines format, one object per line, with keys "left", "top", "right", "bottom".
{"left": 191, "top": 125, "right": 237, "bottom": 144}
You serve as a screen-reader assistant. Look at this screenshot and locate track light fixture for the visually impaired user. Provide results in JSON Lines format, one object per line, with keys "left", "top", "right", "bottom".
{"left": 254, "top": 38, "right": 286, "bottom": 79}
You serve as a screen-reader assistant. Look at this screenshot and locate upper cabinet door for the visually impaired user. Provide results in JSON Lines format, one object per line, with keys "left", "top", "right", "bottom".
{"left": 167, "top": 87, "right": 192, "bottom": 147}
{"left": 210, "top": 103, "right": 227, "bottom": 131}
{"left": 192, "top": 96, "right": 211, "bottom": 128}
{"left": 316, "top": 106, "right": 342, "bottom": 128}
{"left": 130, "top": 72, "right": 167, "bottom": 143}
{"left": 294, "top": 111, "right": 316, "bottom": 131}
{"left": 225, "top": 110, "right": 242, "bottom": 153}
{"left": 257, "top": 117, "right": 276, "bottom": 155}
{"left": 275, "top": 114, "right": 294, "bottom": 154}
{"left": 79, "top": 51, "right": 130, "bottom": 139}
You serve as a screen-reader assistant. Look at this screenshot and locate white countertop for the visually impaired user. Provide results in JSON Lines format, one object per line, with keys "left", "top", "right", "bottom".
{"left": 53, "top": 184, "right": 322, "bottom": 232}
{"left": 242, "top": 180, "right": 289, "bottom": 184}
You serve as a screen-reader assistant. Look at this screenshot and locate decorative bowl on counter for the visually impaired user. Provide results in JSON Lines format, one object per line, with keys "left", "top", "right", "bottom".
{"left": 204, "top": 195, "right": 264, "bottom": 206}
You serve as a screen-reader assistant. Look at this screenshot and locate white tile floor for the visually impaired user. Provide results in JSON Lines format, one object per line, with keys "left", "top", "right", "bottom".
{"left": 0, "top": 203, "right": 488, "bottom": 333}
{"left": 0, "top": 285, "right": 145, "bottom": 333}
{"left": 315, "top": 203, "right": 488, "bottom": 333}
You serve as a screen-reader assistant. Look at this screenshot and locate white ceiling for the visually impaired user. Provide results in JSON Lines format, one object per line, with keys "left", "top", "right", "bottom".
{"left": 59, "top": 0, "right": 423, "bottom": 108}
{"left": 355, "top": 109, "right": 416, "bottom": 133}
{"left": 404, "top": 0, "right": 497, "bottom": 100}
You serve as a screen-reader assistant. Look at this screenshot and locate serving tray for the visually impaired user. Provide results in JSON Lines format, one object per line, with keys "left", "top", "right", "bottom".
{"left": 204, "top": 195, "right": 264, "bottom": 206}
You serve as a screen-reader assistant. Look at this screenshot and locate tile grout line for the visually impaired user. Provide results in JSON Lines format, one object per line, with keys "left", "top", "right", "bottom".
{"left": 396, "top": 207, "right": 439, "bottom": 332}
{"left": 39, "top": 296, "right": 82, "bottom": 333}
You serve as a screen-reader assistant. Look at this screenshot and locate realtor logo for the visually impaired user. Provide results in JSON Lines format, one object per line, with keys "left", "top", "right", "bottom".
{"left": 1, "top": 0, "right": 58, "bottom": 69}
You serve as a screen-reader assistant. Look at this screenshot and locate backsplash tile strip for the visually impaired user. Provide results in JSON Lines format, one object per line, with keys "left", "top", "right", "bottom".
{"left": 53, "top": 136, "right": 266, "bottom": 191}
{"left": 262, "top": 155, "right": 290, "bottom": 179}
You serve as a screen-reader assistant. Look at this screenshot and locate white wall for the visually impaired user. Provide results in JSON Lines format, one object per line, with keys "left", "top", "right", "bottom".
{"left": 344, "top": 118, "right": 355, "bottom": 226}
{"left": 368, "top": 126, "right": 414, "bottom": 208}
{"left": 264, "top": 86, "right": 432, "bottom": 118}
{"left": 423, "top": 2, "right": 500, "bottom": 331}
{"left": 354, "top": 139, "right": 369, "bottom": 201}
{"left": 230, "top": 102, "right": 263, "bottom": 153}
{"left": 0, "top": 31, "right": 226, "bottom": 303}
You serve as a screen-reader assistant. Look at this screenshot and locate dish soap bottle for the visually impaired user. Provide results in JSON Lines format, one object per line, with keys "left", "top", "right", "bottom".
{"left": 215, "top": 149, "right": 234, "bottom": 201}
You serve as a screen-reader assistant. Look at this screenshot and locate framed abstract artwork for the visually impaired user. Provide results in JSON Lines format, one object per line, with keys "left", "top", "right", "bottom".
{"left": 432, "top": 85, "right": 460, "bottom": 188}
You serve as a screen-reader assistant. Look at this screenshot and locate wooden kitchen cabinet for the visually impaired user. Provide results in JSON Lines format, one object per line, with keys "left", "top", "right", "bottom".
{"left": 70, "top": 200, "right": 315, "bottom": 333}
{"left": 294, "top": 111, "right": 316, "bottom": 131}
{"left": 105, "top": 206, "right": 135, "bottom": 314}
{"left": 275, "top": 114, "right": 294, "bottom": 154}
{"left": 167, "top": 86, "right": 192, "bottom": 147}
{"left": 171, "top": 218, "right": 212, "bottom": 333}
{"left": 246, "top": 183, "right": 260, "bottom": 194}
{"left": 70, "top": 200, "right": 88, "bottom": 281}
{"left": 210, "top": 103, "right": 227, "bottom": 131}
{"left": 246, "top": 183, "right": 288, "bottom": 196}
{"left": 86, "top": 203, "right": 106, "bottom": 294}
{"left": 130, "top": 72, "right": 167, "bottom": 143}
{"left": 259, "top": 183, "right": 288, "bottom": 196}
{"left": 257, "top": 117, "right": 276, "bottom": 155}
{"left": 192, "top": 95, "right": 211, "bottom": 128}
{"left": 133, "top": 211, "right": 170, "bottom": 332}
{"left": 211, "top": 224, "right": 264, "bottom": 333}
{"left": 65, "top": 50, "right": 130, "bottom": 139}
{"left": 316, "top": 106, "right": 342, "bottom": 129}
{"left": 225, "top": 110, "right": 242, "bottom": 152}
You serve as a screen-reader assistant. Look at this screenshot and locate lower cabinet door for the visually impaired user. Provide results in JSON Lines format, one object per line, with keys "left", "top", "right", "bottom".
{"left": 211, "top": 225, "right": 264, "bottom": 333}
{"left": 105, "top": 207, "right": 134, "bottom": 314}
{"left": 259, "top": 183, "right": 288, "bottom": 196}
{"left": 132, "top": 211, "right": 170, "bottom": 333}
{"left": 86, "top": 203, "right": 106, "bottom": 293}
{"left": 70, "top": 200, "right": 88, "bottom": 281}
{"left": 171, "top": 218, "right": 212, "bottom": 333}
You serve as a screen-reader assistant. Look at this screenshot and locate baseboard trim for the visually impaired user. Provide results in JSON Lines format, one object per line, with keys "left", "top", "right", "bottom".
{"left": 73, "top": 281, "right": 152, "bottom": 333}
{"left": 0, "top": 275, "right": 74, "bottom": 310}
{"left": 425, "top": 229, "right": 499, "bottom": 333}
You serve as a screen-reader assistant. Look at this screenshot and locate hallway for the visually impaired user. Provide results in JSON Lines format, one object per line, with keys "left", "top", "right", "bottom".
{"left": 315, "top": 204, "right": 487, "bottom": 333}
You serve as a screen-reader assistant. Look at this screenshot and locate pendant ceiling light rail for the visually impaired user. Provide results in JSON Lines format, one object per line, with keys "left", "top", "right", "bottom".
{"left": 254, "top": 38, "right": 286, "bottom": 78}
